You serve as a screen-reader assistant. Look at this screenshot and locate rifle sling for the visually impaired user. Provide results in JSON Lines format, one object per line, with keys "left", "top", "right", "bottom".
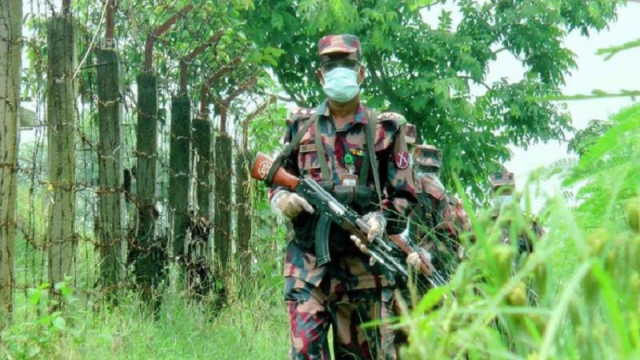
{"left": 363, "top": 108, "right": 383, "bottom": 209}
{"left": 358, "top": 109, "right": 375, "bottom": 186}
{"left": 265, "top": 110, "right": 319, "bottom": 187}
{"left": 314, "top": 117, "right": 331, "bottom": 181}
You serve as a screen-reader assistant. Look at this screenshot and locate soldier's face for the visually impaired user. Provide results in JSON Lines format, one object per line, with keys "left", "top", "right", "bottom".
{"left": 493, "top": 187, "right": 514, "bottom": 197}
{"left": 493, "top": 186, "right": 515, "bottom": 208}
{"left": 317, "top": 53, "right": 365, "bottom": 85}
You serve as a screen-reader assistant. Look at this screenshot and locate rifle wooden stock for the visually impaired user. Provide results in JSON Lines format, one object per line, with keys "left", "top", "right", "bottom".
{"left": 388, "top": 234, "right": 434, "bottom": 277}
{"left": 251, "top": 152, "right": 299, "bottom": 190}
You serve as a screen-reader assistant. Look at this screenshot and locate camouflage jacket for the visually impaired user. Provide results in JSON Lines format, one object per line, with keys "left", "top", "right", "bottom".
{"left": 409, "top": 173, "right": 470, "bottom": 267}
{"left": 270, "top": 100, "right": 417, "bottom": 291}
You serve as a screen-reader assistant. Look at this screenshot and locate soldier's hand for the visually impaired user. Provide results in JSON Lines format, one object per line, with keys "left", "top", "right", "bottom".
{"left": 363, "top": 211, "right": 386, "bottom": 243}
{"left": 457, "top": 246, "right": 466, "bottom": 260}
{"left": 406, "top": 252, "right": 421, "bottom": 271}
{"left": 271, "top": 191, "right": 314, "bottom": 219}
{"left": 351, "top": 212, "right": 386, "bottom": 255}
{"left": 351, "top": 235, "right": 370, "bottom": 255}
{"left": 406, "top": 249, "right": 435, "bottom": 275}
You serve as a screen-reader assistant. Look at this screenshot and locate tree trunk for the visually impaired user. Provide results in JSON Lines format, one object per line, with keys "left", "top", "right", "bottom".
{"left": 0, "top": 0, "right": 22, "bottom": 324}
{"left": 214, "top": 134, "right": 232, "bottom": 271}
{"left": 96, "top": 49, "right": 124, "bottom": 301}
{"left": 47, "top": 15, "right": 77, "bottom": 294}
{"left": 169, "top": 96, "right": 191, "bottom": 267}
{"left": 134, "top": 72, "right": 161, "bottom": 308}
{"left": 235, "top": 150, "right": 252, "bottom": 277}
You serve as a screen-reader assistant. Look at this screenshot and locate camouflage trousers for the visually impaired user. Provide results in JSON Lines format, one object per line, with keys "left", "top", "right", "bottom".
{"left": 285, "top": 277, "right": 397, "bottom": 360}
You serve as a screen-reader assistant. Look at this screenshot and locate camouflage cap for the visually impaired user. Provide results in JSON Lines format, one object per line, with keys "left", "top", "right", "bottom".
{"left": 402, "top": 123, "right": 416, "bottom": 145}
{"left": 489, "top": 172, "right": 515, "bottom": 188}
{"left": 318, "top": 34, "right": 361, "bottom": 57}
{"left": 413, "top": 144, "right": 443, "bottom": 168}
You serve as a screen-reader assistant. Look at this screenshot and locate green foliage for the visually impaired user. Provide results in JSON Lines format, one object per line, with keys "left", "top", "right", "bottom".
{"left": 399, "top": 101, "right": 640, "bottom": 359}
{"left": 567, "top": 119, "right": 611, "bottom": 157}
{"left": 247, "top": 105, "right": 288, "bottom": 154}
{"left": 2, "top": 279, "right": 78, "bottom": 359}
{"left": 561, "top": 104, "right": 640, "bottom": 227}
{"left": 242, "top": 0, "right": 619, "bottom": 201}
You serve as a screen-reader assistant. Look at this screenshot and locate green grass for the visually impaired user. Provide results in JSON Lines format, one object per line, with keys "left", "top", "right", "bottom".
{"left": 3, "top": 281, "right": 289, "bottom": 360}
{"left": 397, "top": 104, "right": 640, "bottom": 359}
{"left": 4, "top": 184, "right": 290, "bottom": 360}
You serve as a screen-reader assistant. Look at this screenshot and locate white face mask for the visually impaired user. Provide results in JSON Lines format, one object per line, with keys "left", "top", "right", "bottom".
{"left": 494, "top": 195, "right": 513, "bottom": 207}
{"left": 322, "top": 67, "right": 360, "bottom": 102}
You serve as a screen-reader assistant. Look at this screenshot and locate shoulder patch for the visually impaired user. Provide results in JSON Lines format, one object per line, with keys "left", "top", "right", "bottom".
{"left": 394, "top": 151, "right": 410, "bottom": 170}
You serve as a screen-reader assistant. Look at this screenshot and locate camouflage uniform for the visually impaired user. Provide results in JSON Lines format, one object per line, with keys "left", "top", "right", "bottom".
{"left": 409, "top": 145, "right": 468, "bottom": 273}
{"left": 271, "top": 34, "right": 417, "bottom": 360}
{"left": 488, "top": 172, "right": 544, "bottom": 253}
{"left": 487, "top": 171, "right": 544, "bottom": 344}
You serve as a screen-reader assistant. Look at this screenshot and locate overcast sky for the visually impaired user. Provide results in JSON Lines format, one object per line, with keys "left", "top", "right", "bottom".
{"left": 499, "top": 4, "right": 640, "bottom": 208}
{"left": 501, "top": 6, "right": 639, "bottom": 164}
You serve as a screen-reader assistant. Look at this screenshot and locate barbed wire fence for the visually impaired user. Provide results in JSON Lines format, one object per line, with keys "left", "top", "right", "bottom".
{"left": 9, "top": 0, "right": 287, "bottom": 321}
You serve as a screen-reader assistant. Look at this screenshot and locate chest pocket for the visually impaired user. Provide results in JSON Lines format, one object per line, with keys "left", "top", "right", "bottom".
{"left": 297, "top": 131, "right": 320, "bottom": 175}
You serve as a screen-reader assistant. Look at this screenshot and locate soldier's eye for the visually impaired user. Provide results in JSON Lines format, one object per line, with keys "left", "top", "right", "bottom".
{"left": 321, "top": 59, "right": 360, "bottom": 72}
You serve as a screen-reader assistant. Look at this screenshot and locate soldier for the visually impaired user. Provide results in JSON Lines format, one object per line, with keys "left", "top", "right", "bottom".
{"left": 488, "top": 171, "right": 544, "bottom": 254}
{"left": 406, "top": 144, "right": 469, "bottom": 276}
{"left": 269, "top": 34, "right": 417, "bottom": 359}
{"left": 487, "top": 171, "right": 544, "bottom": 346}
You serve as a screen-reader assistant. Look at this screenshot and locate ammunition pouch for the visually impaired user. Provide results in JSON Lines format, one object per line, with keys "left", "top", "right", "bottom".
{"left": 327, "top": 185, "right": 375, "bottom": 255}
{"left": 355, "top": 186, "right": 375, "bottom": 211}
{"left": 333, "top": 185, "right": 355, "bottom": 207}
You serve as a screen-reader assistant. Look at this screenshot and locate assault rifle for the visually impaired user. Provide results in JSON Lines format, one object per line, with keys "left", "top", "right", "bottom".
{"left": 251, "top": 152, "right": 442, "bottom": 289}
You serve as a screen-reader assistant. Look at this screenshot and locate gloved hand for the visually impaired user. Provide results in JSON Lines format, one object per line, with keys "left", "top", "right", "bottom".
{"left": 454, "top": 203, "right": 472, "bottom": 233}
{"left": 271, "top": 190, "right": 314, "bottom": 219}
{"left": 457, "top": 246, "right": 466, "bottom": 260}
{"left": 407, "top": 249, "right": 435, "bottom": 275}
{"left": 351, "top": 212, "right": 386, "bottom": 254}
